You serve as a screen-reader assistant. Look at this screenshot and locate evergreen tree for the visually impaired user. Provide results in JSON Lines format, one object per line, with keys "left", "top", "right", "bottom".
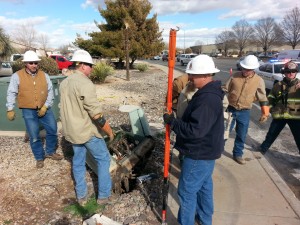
{"left": 74, "top": 0, "right": 164, "bottom": 67}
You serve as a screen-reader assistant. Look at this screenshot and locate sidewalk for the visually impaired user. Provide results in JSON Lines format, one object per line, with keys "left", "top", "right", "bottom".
{"left": 166, "top": 136, "right": 300, "bottom": 225}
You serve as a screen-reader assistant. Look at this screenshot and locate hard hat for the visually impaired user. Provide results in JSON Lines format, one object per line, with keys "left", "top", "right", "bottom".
{"left": 22, "top": 50, "right": 41, "bottom": 62}
{"left": 239, "top": 55, "right": 260, "bottom": 70}
{"left": 71, "top": 49, "right": 94, "bottom": 65}
{"left": 185, "top": 54, "right": 220, "bottom": 74}
{"left": 281, "top": 61, "right": 298, "bottom": 74}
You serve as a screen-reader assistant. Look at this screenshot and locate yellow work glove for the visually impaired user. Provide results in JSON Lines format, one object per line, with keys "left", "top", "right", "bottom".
{"left": 7, "top": 110, "right": 15, "bottom": 121}
{"left": 38, "top": 105, "right": 48, "bottom": 117}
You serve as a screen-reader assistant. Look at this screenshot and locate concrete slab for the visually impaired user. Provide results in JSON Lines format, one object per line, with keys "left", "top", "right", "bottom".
{"left": 166, "top": 137, "right": 300, "bottom": 225}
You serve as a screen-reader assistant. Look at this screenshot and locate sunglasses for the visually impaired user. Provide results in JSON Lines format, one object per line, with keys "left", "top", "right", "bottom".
{"left": 82, "top": 63, "right": 93, "bottom": 68}
{"left": 27, "top": 62, "right": 39, "bottom": 65}
{"left": 285, "top": 70, "right": 297, "bottom": 74}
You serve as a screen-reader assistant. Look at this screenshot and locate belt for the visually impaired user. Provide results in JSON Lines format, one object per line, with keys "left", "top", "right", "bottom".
{"left": 289, "top": 109, "right": 298, "bottom": 111}
{"left": 228, "top": 105, "right": 250, "bottom": 111}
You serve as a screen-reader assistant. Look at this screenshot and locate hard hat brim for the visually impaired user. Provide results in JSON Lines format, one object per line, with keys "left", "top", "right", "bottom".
{"left": 186, "top": 68, "right": 220, "bottom": 74}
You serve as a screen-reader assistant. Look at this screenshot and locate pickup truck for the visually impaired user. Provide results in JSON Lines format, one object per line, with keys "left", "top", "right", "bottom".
{"left": 49, "top": 54, "right": 73, "bottom": 70}
{"left": 254, "top": 60, "right": 300, "bottom": 91}
{"left": 179, "top": 53, "right": 197, "bottom": 66}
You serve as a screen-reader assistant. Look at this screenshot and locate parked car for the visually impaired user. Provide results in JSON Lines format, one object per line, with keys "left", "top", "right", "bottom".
{"left": 10, "top": 54, "right": 24, "bottom": 62}
{"left": 176, "top": 54, "right": 183, "bottom": 62}
{"left": 151, "top": 55, "right": 161, "bottom": 60}
{"left": 254, "top": 60, "right": 300, "bottom": 91}
{"left": 236, "top": 56, "right": 264, "bottom": 70}
{"left": 162, "top": 54, "right": 168, "bottom": 61}
{"left": 277, "top": 49, "right": 300, "bottom": 61}
{"left": 49, "top": 54, "right": 73, "bottom": 70}
{"left": 0, "top": 61, "right": 13, "bottom": 77}
{"left": 179, "top": 53, "right": 197, "bottom": 66}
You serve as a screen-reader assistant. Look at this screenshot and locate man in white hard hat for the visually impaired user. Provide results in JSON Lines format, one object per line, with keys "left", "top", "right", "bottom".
{"left": 163, "top": 55, "right": 224, "bottom": 225}
{"left": 6, "top": 50, "right": 63, "bottom": 169}
{"left": 59, "top": 49, "right": 115, "bottom": 206}
{"left": 224, "top": 55, "right": 269, "bottom": 164}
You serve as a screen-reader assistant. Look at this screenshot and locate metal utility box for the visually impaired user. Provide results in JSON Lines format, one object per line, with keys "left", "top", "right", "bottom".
{"left": 0, "top": 75, "right": 66, "bottom": 131}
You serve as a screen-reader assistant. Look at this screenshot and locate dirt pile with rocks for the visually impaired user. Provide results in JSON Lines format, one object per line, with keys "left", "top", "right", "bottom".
{"left": 0, "top": 65, "right": 172, "bottom": 225}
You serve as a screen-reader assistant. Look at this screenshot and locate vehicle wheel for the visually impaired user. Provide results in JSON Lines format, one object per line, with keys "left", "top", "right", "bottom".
{"left": 181, "top": 61, "right": 184, "bottom": 66}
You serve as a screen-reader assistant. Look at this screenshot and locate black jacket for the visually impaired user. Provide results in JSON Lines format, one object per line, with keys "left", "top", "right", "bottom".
{"left": 171, "top": 80, "right": 225, "bottom": 160}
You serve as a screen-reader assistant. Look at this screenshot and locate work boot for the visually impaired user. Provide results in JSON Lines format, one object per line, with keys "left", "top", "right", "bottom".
{"left": 36, "top": 160, "right": 44, "bottom": 169}
{"left": 45, "top": 153, "right": 63, "bottom": 160}
{"left": 233, "top": 156, "right": 246, "bottom": 165}
{"left": 260, "top": 147, "right": 268, "bottom": 155}
{"left": 97, "top": 194, "right": 119, "bottom": 206}
{"left": 77, "top": 195, "right": 88, "bottom": 206}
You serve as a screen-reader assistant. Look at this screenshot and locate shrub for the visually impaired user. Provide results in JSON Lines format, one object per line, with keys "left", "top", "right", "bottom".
{"left": 90, "top": 62, "right": 115, "bottom": 84}
{"left": 135, "top": 63, "right": 148, "bottom": 72}
{"left": 11, "top": 57, "right": 60, "bottom": 75}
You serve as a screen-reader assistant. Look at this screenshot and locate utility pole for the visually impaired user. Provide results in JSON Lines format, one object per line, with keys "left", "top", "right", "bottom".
{"left": 183, "top": 29, "right": 185, "bottom": 54}
{"left": 125, "top": 22, "right": 130, "bottom": 81}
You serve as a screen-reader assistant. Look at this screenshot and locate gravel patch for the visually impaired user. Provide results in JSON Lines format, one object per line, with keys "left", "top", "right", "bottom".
{"left": 0, "top": 65, "right": 169, "bottom": 225}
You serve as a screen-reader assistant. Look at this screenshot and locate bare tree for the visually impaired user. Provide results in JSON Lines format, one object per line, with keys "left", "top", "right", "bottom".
{"left": 215, "top": 30, "right": 235, "bottom": 56}
{"left": 12, "top": 23, "right": 37, "bottom": 51}
{"left": 38, "top": 33, "right": 49, "bottom": 56}
{"left": 254, "top": 17, "right": 283, "bottom": 55}
{"left": 281, "top": 7, "right": 300, "bottom": 49}
{"left": 231, "top": 19, "right": 254, "bottom": 56}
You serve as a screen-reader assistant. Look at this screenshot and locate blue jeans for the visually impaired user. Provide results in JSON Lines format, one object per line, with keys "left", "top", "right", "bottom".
{"left": 177, "top": 157, "right": 215, "bottom": 225}
{"left": 72, "top": 136, "right": 112, "bottom": 200}
{"left": 229, "top": 108, "right": 250, "bottom": 157}
{"left": 261, "top": 119, "right": 300, "bottom": 153}
{"left": 22, "top": 108, "right": 58, "bottom": 161}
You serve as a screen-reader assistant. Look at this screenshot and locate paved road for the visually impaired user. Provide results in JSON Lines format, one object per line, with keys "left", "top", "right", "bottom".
{"left": 146, "top": 58, "right": 300, "bottom": 200}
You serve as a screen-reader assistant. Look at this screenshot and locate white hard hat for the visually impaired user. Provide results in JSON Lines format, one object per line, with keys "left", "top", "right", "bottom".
{"left": 22, "top": 50, "right": 41, "bottom": 62}
{"left": 239, "top": 55, "right": 260, "bottom": 70}
{"left": 71, "top": 49, "right": 94, "bottom": 65}
{"left": 185, "top": 54, "right": 220, "bottom": 74}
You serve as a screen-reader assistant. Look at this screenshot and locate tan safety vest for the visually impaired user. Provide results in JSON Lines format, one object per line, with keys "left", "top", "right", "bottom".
{"left": 17, "top": 68, "right": 48, "bottom": 109}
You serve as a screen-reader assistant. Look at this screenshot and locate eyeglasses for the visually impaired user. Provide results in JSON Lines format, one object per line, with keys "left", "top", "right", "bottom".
{"left": 27, "top": 62, "right": 39, "bottom": 65}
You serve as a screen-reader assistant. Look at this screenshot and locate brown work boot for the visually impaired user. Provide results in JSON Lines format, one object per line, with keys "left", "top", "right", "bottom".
{"left": 233, "top": 156, "right": 246, "bottom": 165}
{"left": 36, "top": 160, "right": 44, "bottom": 168}
{"left": 97, "top": 194, "right": 119, "bottom": 205}
{"left": 45, "top": 153, "right": 63, "bottom": 160}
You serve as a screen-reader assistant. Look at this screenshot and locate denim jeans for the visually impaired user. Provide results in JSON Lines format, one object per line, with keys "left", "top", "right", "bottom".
{"left": 261, "top": 119, "right": 300, "bottom": 153}
{"left": 177, "top": 157, "right": 215, "bottom": 225}
{"left": 229, "top": 108, "right": 250, "bottom": 157}
{"left": 72, "top": 136, "right": 112, "bottom": 200}
{"left": 22, "top": 108, "right": 57, "bottom": 161}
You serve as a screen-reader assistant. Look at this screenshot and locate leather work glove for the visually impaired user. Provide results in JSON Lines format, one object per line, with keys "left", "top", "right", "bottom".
{"left": 259, "top": 105, "right": 270, "bottom": 123}
{"left": 38, "top": 105, "right": 48, "bottom": 117}
{"left": 101, "top": 121, "right": 114, "bottom": 143}
{"left": 163, "top": 112, "right": 175, "bottom": 125}
{"left": 259, "top": 115, "right": 268, "bottom": 123}
{"left": 7, "top": 110, "right": 16, "bottom": 121}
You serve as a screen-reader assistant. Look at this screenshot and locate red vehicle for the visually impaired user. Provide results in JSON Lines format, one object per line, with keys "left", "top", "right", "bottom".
{"left": 49, "top": 55, "right": 73, "bottom": 70}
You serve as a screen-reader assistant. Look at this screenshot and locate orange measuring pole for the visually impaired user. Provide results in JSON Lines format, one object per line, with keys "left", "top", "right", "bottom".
{"left": 162, "top": 28, "right": 177, "bottom": 225}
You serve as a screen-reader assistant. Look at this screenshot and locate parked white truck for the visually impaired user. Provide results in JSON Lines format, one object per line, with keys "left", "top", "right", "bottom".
{"left": 179, "top": 53, "right": 197, "bottom": 66}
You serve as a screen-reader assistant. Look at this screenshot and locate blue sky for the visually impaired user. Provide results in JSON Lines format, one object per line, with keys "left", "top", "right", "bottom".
{"left": 0, "top": 0, "right": 297, "bottom": 50}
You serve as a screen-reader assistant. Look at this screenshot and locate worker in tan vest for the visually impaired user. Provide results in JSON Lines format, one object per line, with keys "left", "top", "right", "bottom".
{"left": 224, "top": 55, "right": 269, "bottom": 165}
{"left": 6, "top": 50, "right": 63, "bottom": 169}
